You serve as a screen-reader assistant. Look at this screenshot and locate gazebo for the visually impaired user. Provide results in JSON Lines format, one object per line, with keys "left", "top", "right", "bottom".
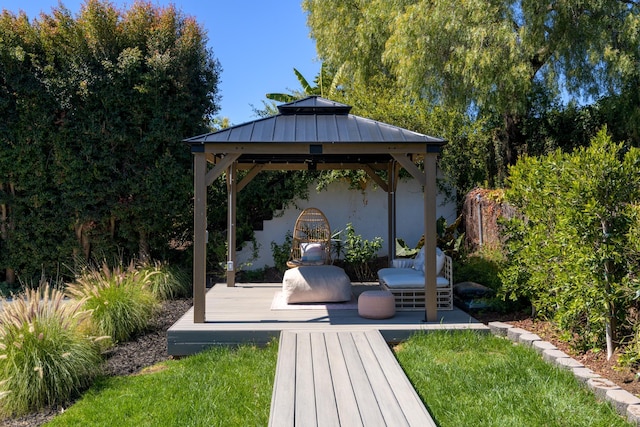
{"left": 184, "top": 96, "right": 446, "bottom": 323}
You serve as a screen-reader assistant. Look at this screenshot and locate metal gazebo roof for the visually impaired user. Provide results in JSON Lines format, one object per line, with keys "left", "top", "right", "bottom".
{"left": 184, "top": 96, "right": 446, "bottom": 167}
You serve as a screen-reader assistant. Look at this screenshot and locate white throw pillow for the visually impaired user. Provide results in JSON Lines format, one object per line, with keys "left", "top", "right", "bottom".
{"left": 412, "top": 247, "right": 425, "bottom": 272}
{"left": 435, "top": 247, "right": 445, "bottom": 275}
{"left": 412, "top": 246, "right": 446, "bottom": 275}
{"left": 301, "top": 242, "right": 324, "bottom": 262}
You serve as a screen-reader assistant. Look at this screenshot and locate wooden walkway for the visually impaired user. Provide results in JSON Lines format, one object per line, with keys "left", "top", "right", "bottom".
{"left": 269, "top": 329, "right": 437, "bottom": 427}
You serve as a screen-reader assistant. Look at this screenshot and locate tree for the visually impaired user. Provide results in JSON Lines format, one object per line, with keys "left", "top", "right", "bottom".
{"left": 265, "top": 65, "right": 337, "bottom": 102}
{"left": 502, "top": 128, "right": 640, "bottom": 359}
{"left": 303, "top": 0, "right": 640, "bottom": 185}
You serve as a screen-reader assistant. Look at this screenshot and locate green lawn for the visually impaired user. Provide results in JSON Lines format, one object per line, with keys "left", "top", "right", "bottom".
{"left": 395, "top": 330, "right": 631, "bottom": 427}
{"left": 45, "top": 341, "right": 278, "bottom": 427}
{"left": 45, "top": 331, "right": 631, "bottom": 426}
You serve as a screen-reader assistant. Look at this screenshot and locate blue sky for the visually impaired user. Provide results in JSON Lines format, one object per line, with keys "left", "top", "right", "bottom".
{"left": 4, "top": 0, "right": 320, "bottom": 125}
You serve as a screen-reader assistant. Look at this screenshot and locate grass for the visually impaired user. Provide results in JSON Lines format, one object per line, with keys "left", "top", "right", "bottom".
{"left": 139, "top": 261, "right": 191, "bottom": 300}
{"left": 395, "top": 330, "right": 631, "bottom": 427}
{"left": 65, "top": 263, "right": 159, "bottom": 343}
{"left": 40, "top": 330, "right": 633, "bottom": 426}
{"left": 0, "top": 284, "right": 102, "bottom": 418}
{"left": 45, "top": 341, "right": 278, "bottom": 426}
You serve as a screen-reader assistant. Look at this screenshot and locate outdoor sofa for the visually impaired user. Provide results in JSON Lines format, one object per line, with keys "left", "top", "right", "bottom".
{"left": 377, "top": 247, "right": 453, "bottom": 310}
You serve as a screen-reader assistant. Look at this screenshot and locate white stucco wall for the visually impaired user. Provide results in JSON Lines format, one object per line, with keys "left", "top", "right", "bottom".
{"left": 235, "top": 175, "right": 457, "bottom": 270}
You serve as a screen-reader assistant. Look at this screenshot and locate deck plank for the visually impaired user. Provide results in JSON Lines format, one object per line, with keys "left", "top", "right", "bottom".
{"left": 310, "top": 332, "right": 341, "bottom": 427}
{"left": 324, "top": 332, "right": 364, "bottom": 427}
{"left": 268, "top": 331, "right": 296, "bottom": 427}
{"left": 351, "top": 332, "right": 410, "bottom": 426}
{"left": 295, "top": 332, "right": 317, "bottom": 426}
{"left": 337, "top": 331, "right": 387, "bottom": 426}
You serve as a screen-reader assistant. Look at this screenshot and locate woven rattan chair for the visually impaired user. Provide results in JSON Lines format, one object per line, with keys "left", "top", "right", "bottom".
{"left": 286, "top": 207, "right": 332, "bottom": 268}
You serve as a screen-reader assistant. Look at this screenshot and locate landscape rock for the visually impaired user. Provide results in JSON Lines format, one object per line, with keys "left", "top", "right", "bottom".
{"left": 487, "top": 321, "right": 512, "bottom": 336}
{"left": 571, "top": 367, "right": 601, "bottom": 384}
{"left": 531, "top": 340, "right": 557, "bottom": 354}
{"left": 506, "top": 327, "right": 530, "bottom": 341}
{"left": 606, "top": 388, "right": 640, "bottom": 417}
{"left": 627, "top": 404, "right": 640, "bottom": 426}
{"left": 587, "top": 377, "right": 622, "bottom": 400}
{"left": 517, "top": 333, "right": 541, "bottom": 346}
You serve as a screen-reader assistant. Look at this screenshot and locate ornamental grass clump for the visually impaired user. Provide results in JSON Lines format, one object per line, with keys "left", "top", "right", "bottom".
{"left": 139, "top": 261, "right": 191, "bottom": 300}
{"left": 66, "top": 263, "right": 159, "bottom": 343}
{"left": 0, "top": 284, "right": 102, "bottom": 418}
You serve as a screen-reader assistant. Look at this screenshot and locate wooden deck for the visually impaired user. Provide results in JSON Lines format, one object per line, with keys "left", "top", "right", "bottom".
{"left": 167, "top": 283, "right": 488, "bottom": 356}
{"left": 269, "top": 330, "right": 437, "bottom": 426}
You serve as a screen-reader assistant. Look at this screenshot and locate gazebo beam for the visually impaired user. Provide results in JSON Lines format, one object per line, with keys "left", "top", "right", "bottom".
{"left": 363, "top": 164, "right": 389, "bottom": 192}
{"left": 237, "top": 164, "right": 265, "bottom": 192}
{"left": 198, "top": 143, "right": 431, "bottom": 155}
{"left": 205, "top": 153, "right": 240, "bottom": 187}
{"left": 235, "top": 163, "right": 388, "bottom": 171}
{"left": 392, "top": 154, "right": 426, "bottom": 186}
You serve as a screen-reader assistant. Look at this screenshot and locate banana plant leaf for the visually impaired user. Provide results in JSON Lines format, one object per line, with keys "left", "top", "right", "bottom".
{"left": 395, "top": 238, "right": 420, "bottom": 258}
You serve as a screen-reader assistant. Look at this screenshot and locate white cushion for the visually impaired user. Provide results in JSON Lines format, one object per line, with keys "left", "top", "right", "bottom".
{"left": 282, "top": 265, "right": 351, "bottom": 303}
{"left": 435, "top": 247, "right": 445, "bottom": 275}
{"left": 301, "top": 242, "right": 324, "bottom": 262}
{"left": 412, "top": 247, "right": 445, "bottom": 275}
{"left": 378, "top": 267, "right": 449, "bottom": 288}
{"left": 413, "top": 247, "right": 425, "bottom": 272}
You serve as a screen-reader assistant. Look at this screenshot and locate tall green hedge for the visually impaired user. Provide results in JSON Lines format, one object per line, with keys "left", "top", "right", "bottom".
{"left": 0, "top": 1, "right": 221, "bottom": 281}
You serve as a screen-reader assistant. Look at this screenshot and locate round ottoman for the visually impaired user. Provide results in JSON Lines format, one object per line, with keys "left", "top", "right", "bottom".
{"left": 358, "top": 290, "right": 396, "bottom": 319}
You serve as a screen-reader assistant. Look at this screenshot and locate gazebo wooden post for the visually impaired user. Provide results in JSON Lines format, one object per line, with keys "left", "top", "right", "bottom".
{"left": 423, "top": 154, "right": 438, "bottom": 322}
{"left": 193, "top": 152, "right": 207, "bottom": 323}
{"left": 387, "top": 161, "right": 398, "bottom": 267}
{"left": 226, "top": 162, "right": 237, "bottom": 287}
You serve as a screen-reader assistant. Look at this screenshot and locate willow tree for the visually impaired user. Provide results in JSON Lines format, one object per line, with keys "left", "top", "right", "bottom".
{"left": 303, "top": 0, "right": 640, "bottom": 185}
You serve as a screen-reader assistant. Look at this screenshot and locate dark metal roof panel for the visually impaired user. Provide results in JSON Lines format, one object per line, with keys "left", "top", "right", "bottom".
{"left": 185, "top": 113, "right": 444, "bottom": 144}
{"left": 184, "top": 96, "right": 446, "bottom": 145}
{"left": 273, "top": 115, "right": 295, "bottom": 141}
{"left": 316, "top": 115, "right": 339, "bottom": 140}
{"left": 252, "top": 118, "right": 276, "bottom": 141}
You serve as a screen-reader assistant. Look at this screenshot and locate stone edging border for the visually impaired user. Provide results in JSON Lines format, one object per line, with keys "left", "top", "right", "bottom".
{"left": 488, "top": 321, "right": 640, "bottom": 426}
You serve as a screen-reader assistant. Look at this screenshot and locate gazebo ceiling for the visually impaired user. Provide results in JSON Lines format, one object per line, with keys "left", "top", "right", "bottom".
{"left": 183, "top": 96, "right": 446, "bottom": 166}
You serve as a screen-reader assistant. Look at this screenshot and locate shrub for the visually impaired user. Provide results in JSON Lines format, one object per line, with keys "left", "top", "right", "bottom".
{"left": 343, "top": 223, "right": 383, "bottom": 282}
{"left": 139, "top": 261, "right": 191, "bottom": 300}
{"left": 502, "top": 128, "right": 640, "bottom": 359}
{"left": 454, "top": 247, "right": 506, "bottom": 291}
{"left": 271, "top": 231, "right": 293, "bottom": 273}
{"left": 0, "top": 284, "right": 102, "bottom": 418}
{"left": 66, "top": 263, "right": 159, "bottom": 343}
